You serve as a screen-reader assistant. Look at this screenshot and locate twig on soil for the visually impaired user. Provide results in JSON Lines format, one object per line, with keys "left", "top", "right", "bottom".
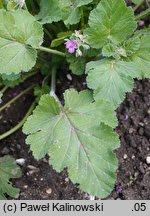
{"left": 0, "top": 101, "right": 36, "bottom": 141}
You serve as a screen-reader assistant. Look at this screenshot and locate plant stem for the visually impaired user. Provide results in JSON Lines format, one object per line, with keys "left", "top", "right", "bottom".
{"left": 1, "top": 86, "right": 8, "bottom": 94}
{"left": 0, "top": 101, "right": 36, "bottom": 141}
{"left": 50, "top": 67, "right": 57, "bottom": 98}
{"left": 39, "top": 46, "right": 66, "bottom": 57}
{"left": 135, "top": 7, "right": 150, "bottom": 20}
{"left": 134, "top": 0, "right": 144, "bottom": 11}
{"left": 0, "top": 85, "right": 35, "bottom": 113}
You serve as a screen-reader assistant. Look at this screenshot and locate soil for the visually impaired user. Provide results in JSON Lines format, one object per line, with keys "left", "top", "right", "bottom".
{"left": 0, "top": 1, "right": 150, "bottom": 200}
{"left": 0, "top": 72, "right": 150, "bottom": 200}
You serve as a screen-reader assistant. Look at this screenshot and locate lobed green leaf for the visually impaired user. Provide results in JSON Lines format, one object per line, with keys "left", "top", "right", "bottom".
{"left": 59, "top": 0, "right": 93, "bottom": 25}
{"left": 23, "top": 90, "right": 119, "bottom": 197}
{"left": 0, "top": 9, "right": 43, "bottom": 75}
{"left": 0, "top": 155, "right": 22, "bottom": 199}
{"left": 85, "top": 0, "right": 137, "bottom": 48}
{"left": 36, "top": 0, "right": 61, "bottom": 24}
{"left": 131, "top": 35, "right": 150, "bottom": 78}
{"left": 86, "top": 59, "right": 141, "bottom": 108}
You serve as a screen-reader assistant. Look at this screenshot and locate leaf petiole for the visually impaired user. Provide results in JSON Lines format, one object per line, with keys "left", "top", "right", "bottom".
{"left": 38, "top": 46, "right": 66, "bottom": 57}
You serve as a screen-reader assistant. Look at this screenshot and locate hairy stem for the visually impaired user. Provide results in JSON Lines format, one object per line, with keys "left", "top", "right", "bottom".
{"left": 0, "top": 85, "right": 35, "bottom": 112}
{"left": 134, "top": 0, "right": 144, "bottom": 11}
{"left": 39, "top": 46, "right": 66, "bottom": 57}
{"left": 0, "top": 101, "right": 36, "bottom": 141}
{"left": 135, "top": 7, "right": 150, "bottom": 20}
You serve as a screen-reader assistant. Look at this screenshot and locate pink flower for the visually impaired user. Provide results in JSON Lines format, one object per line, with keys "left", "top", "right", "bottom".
{"left": 65, "top": 40, "right": 77, "bottom": 54}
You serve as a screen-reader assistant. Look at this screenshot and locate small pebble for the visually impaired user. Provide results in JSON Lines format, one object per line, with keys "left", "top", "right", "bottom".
{"left": 66, "top": 74, "right": 72, "bottom": 81}
{"left": 134, "top": 172, "right": 139, "bottom": 178}
{"left": 89, "top": 196, "right": 95, "bottom": 200}
{"left": 123, "top": 154, "right": 128, "bottom": 160}
{"left": 16, "top": 158, "right": 25, "bottom": 166}
{"left": 147, "top": 109, "right": 150, "bottom": 115}
{"left": 146, "top": 156, "right": 150, "bottom": 165}
{"left": 28, "top": 170, "right": 38, "bottom": 175}
{"left": 129, "top": 128, "right": 135, "bottom": 134}
{"left": 139, "top": 122, "right": 144, "bottom": 127}
{"left": 132, "top": 155, "right": 135, "bottom": 159}
{"left": 139, "top": 163, "right": 145, "bottom": 174}
{"left": 27, "top": 165, "right": 37, "bottom": 170}
{"left": 65, "top": 177, "right": 69, "bottom": 182}
{"left": 138, "top": 20, "right": 144, "bottom": 27}
{"left": 16, "top": 144, "right": 21, "bottom": 150}
{"left": 139, "top": 127, "right": 144, "bottom": 136}
{"left": 1, "top": 147, "right": 9, "bottom": 155}
{"left": 46, "top": 188, "right": 52, "bottom": 194}
{"left": 23, "top": 185, "right": 28, "bottom": 189}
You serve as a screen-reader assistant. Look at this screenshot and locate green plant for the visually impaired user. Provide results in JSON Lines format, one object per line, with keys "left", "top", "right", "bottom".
{"left": 0, "top": 155, "right": 21, "bottom": 199}
{"left": 0, "top": 0, "right": 149, "bottom": 198}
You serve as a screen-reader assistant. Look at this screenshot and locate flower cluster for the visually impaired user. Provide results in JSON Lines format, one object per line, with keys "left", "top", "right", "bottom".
{"left": 15, "top": 0, "right": 25, "bottom": 8}
{"left": 65, "top": 30, "right": 90, "bottom": 57}
{"left": 65, "top": 40, "right": 78, "bottom": 54}
{"left": 7, "top": 0, "right": 25, "bottom": 10}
